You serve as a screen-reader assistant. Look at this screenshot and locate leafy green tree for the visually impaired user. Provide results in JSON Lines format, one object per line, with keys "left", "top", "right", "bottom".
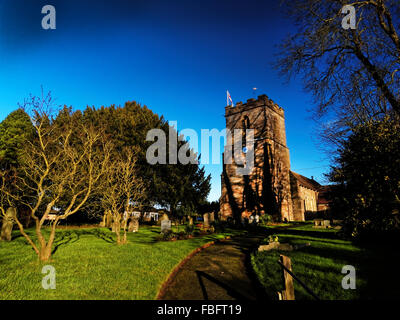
{"left": 0, "top": 109, "right": 35, "bottom": 169}
{"left": 80, "top": 102, "right": 211, "bottom": 218}
{"left": 328, "top": 116, "right": 400, "bottom": 241}
{"left": 153, "top": 161, "right": 211, "bottom": 218}
{"left": 0, "top": 109, "right": 36, "bottom": 228}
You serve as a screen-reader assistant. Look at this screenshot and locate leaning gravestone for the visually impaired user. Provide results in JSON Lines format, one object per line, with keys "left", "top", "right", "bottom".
{"left": 161, "top": 220, "right": 171, "bottom": 234}
{"left": 1, "top": 207, "right": 16, "bottom": 241}
{"left": 128, "top": 217, "right": 139, "bottom": 233}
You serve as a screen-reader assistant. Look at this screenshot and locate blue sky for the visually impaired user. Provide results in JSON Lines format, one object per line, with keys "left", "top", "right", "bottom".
{"left": 0, "top": 0, "right": 331, "bottom": 201}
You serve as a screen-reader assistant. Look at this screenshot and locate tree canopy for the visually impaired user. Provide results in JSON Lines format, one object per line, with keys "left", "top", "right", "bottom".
{"left": 0, "top": 109, "right": 35, "bottom": 169}
{"left": 79, "top": 101, "right": 211, "bottom": 217}
{"left": 328, "top": 116, "right": 400, "bottom": 241}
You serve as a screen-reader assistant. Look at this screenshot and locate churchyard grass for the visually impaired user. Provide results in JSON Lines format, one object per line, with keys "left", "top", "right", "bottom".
{"left": 0, "top": 225, "right": 244, "bottom": 299}
{"left": 251, "top": 222, "right": 400, "bottom": 300}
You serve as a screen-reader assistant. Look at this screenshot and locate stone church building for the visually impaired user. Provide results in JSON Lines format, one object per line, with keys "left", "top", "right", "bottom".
{"left": 220, "top": 94, "right": 328, "bottom": 222}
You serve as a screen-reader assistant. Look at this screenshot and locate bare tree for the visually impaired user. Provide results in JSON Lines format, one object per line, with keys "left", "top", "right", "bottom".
{"left": 0, "top": 93, "right": 112, "bottom": 261}
{"left": 276, "top": 0, "right": 400, "bottom": 147}
{"left": 101, "top": 148, "right": 146, "bottom": 244}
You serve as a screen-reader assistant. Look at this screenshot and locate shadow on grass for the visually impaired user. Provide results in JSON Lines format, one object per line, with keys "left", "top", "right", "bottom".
{"left": 271, "top": 227, "right": 339, "bottom": 240}
{"left": 52, "top": 231, "right": 80, "bottom": 254}
{"left": 91, "top": 229, "right": 115, "bottom": 243}
{"left": 253, "top": 226, "right": 400, "bottom": 300}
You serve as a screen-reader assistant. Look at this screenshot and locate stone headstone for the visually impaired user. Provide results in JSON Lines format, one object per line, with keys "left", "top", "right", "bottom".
{"left": 188, "top": 216, "right": 193, "bottom": 225}
{"left": 161, "top": 220, "right": 171, "bottom": 233}
{"left": 128, "top": 217, "right": 139, "bottom": 233}
{"left": 258, "top": 242, "right": 282, "bottom": 251}
{"left": 258, "top": 242, "right": 308, "bottom": 252}
{"left": 209, "top": 212, "right": 215, "bottom": 223}
{"left": 323, "top": 220, "right": 331, "bottom": 227}
{"left": 314, "top": 219, "right": 323, "bottom": 227}
{"left": 105, "top": 210, "right": 112, "bottom": 228}
{"left": 160, "top": 213, "right": 169, "bottom": 221}
{"left": 1, "top": 207, "right": 16, "bottom": 241}
{"left": 203, "top": 213, "right": 210, "bottom": 228}
{"left": 99, "top": 214, "right": 106, "bottom": 227}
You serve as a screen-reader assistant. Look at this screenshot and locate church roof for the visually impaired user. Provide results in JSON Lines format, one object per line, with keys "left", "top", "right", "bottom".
{"left": 316, "top": 185, "right": 332, "bottom": 204}
{"left": 290, "top": 171, "right": 321, "bottom": 191}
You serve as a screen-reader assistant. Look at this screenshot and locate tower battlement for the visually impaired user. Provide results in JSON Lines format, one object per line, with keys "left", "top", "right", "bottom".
{"left": 225, "top": 94, "right": 285, "bottom": 118}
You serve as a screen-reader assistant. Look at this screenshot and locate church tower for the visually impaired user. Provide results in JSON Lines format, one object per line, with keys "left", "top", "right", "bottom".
{"left": 220, "top": 94, "right": 295, "bottom": 222}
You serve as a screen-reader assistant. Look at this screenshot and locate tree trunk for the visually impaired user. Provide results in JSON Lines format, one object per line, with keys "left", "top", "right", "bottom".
{"left": 113, "top": 215, "right": 121, "bottom": 244}
{"left": 39, "top": 245, "right": 52, "bottom": 262}
{"left": 122, "top": 228, "right": 127, "bottom": 244}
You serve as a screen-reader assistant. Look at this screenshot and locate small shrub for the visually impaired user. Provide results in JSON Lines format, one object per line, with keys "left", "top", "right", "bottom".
{"left": 185, "top": 224, "right": 195, "bottom": 235}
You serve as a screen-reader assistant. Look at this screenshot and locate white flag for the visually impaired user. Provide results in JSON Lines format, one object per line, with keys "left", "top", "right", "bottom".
{"left": 227, "top": 90, "right": 234, "bottom": 107}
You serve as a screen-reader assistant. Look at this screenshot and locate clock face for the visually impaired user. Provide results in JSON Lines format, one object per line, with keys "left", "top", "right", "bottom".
{"left": 242, "top": 147, "right": 248, "bottom": 153}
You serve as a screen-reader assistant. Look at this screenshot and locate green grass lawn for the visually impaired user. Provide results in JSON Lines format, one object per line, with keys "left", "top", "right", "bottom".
{"left": 251, "top": 222, "right": 400, "bottom": 300}
{"left": 0, "top": 225, "right": 244, "bottom": 300}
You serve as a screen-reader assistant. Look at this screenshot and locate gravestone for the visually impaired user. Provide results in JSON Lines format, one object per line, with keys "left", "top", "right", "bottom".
{"left": 323, "top": 220, "right": 331, "bottom": 228}
{"left": 209, "top": 212, "right": 215, "bottom": 223}
{"left": 99, "top": 214, "right": 106, "bottom": 227}
{"left": 161, "top": 220, "right": 171, "bottom": 234}
{"left": 1, "top": 207, "right": 16, "bottom": 241}
{"left": 160, "top": 213, "right": 169, "bottom": 221}
{"left": 105, "top": 210, "right": 112, "bottom": 228}
{"left": 258, "top": 242, "right": 311, "bottom": 252}
{"left": 313, "top": 219, "right": 323, "bottom": 227}
{"left": 203, "top": 213, "right": 210, "bottom": 228}
{"left": 128, "top": 217, "right": 139, "bottom": 233}
{"left": 188, "top": 216, "right": 193, "bottom": 225}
